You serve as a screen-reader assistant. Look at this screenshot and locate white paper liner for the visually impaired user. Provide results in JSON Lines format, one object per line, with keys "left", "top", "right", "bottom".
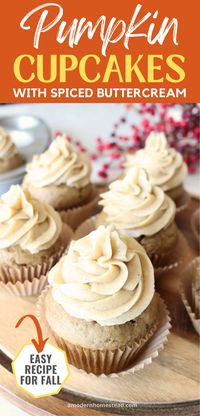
{"left": 0, "top": 275, "right": 48, "bottom": 297}
{"left": 191, "top": 208, "right": 200, "bottom": 244}
{"left": 180, "top": 257, "right": 200, "bottom": 336}
{"left": 75, "top": 217, "right": 187, "bottom": 276}
{"left": 36, "top": 288, "right": 171, "bottom": 378}
{"left": 0, "top": 223, "right": 73, "bottom": 296}
{"left": 59, "top": 186, "right": 99, "bottom": 230}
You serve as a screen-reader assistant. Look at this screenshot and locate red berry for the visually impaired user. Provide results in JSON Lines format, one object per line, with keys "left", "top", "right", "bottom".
{"left": 149, "top": 107, "right": 155, "bottom": 116}
{"left": 97, "top": 143, "right": 105, "bottom": 152}
{"left": 103, "top": 163, "right": 110, "bottom": 170}
{"left": 141, "top": 119, "right": 150, "bottom": 127}
{"left": 180, "top": 121, "right": 187, "bottom": 128}
{"left": 98, "top": 170, "right": 108, "bottom": 179}
{"left": 90, "top": 153, "right": 98, "bottom": 161}
{"left": 111, "top": 152, "right": 121, "bottom": 159}
{"left": 105, "top": 142, "right": 116, "bottom": 149}
{"left": 189, "top": 165, "right": 196, "bottom": 174}
{"left": 80, "top": 146, "right": 86, "bottom": 153}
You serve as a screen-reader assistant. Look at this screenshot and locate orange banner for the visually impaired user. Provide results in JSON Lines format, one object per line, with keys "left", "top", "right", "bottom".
{"left": 0, "top": 0, "right": 199, "bottom": 102}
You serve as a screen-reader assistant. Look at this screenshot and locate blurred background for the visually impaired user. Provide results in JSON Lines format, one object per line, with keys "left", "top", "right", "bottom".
{"left": 0, "top": 103, "right": 199, "bottom": 192}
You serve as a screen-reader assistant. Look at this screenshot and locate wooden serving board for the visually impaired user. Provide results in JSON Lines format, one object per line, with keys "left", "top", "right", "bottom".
{"left": 0, "top": 198, "right": 199, "bottom": 416}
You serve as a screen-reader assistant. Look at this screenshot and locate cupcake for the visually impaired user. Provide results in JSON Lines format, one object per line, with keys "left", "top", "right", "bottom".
{"left": 97, "top": 167, "right": 177, "bottom": 267}
{"left": 0, "top": 127, "right": 24, "bottom": 174}
{"left": 23, "top": 136, "right": 98, "bottom": 229}
{"left": 125, "top": 132, "right": 188, "bottom": 206}
{"left": 0, "top": 185, "right": 71, "bottom": 290}
{"left": 41, "top": 225, "right": 159, "bottom": 375}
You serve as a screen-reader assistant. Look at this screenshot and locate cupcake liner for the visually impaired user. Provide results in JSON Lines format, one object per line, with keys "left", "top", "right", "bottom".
{"left": 59, "top": 186, "right": 99, "bottom": 230}
{"left": 0, "top": 223, "right": 73, "bottom": 296}
{"left": 191, "top": 208, "right": 200, "bottom": 244}
{"left": 0, "top": 275, "right": 48, "bottom": 297}
{"left": 175, "top": 189, "right": 190, "bottom": 214}
{"left": 180, "top": 257, "right": 200, "bottom": 335}
{"left": 36, "top": 289, "right": 171, "bottom": 377}
{"left": 75, "top": 217, "right": 187, "bottom": 276}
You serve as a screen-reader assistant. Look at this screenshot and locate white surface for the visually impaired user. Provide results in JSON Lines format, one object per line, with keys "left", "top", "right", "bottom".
{"left": 0, "top": 104, "right": 125, "bottom": 150}
{"left": 0, "top": 396, "right": 29, "bottom": 416}
{"left": 0, "top": 104, "right": 199, "bottom": 416}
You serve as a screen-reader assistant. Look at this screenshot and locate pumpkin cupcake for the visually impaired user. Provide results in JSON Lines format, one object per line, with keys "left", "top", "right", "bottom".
{"left": 96, "top": 167, "right": 177, "bottom": 267}
{"left": 23, "top": 136, "right": 98, "bottom": 229}
{"left": 40, "top": 225, "right": 161, "bottom": 375}
{"left": 0, "top": 185, "right": 72, "bottom": 293}
{"left": 0, "top": 127, "right": 24, "bottom": 174}
{"left": 125, "top": 132, "right": 188, "bottom": 207}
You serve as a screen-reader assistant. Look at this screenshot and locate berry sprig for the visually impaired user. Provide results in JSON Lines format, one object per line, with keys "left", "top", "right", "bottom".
{"left": 54, "top": 103, "right": 200, "bottom": 181}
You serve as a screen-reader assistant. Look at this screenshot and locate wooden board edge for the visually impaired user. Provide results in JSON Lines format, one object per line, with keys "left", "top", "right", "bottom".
{"left": 0, "top": 349, "right": 200, "bottom": 416}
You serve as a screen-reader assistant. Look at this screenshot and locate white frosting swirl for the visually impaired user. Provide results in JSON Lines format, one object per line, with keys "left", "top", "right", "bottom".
{"left": 99, "top": 168, "right": 176, "bottom": 237}
{"left": 48, "top": 225, "right": 154, "bottom": 326}
{"left": 0, "top": 127, "right": 17, "bottom": 160}
{"left": 0, "top": 185, "right": 62, "bottom": 254}
{"left": 26, "top": 136, "right": 91, "bottom": 188}
{"left": 125, "top": 132, "right": 187, "bottom": 191}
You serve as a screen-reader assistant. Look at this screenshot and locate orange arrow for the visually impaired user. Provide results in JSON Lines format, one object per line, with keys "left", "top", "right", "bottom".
{"left": 15, "top": 314, "right": 49, "bottom": 353}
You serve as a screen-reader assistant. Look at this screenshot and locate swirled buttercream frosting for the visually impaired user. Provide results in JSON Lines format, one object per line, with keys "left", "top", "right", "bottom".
{"left": 26, "top": 136, "right": 91, "bottom": 188}
{"left": 99, "top": 167, "right": 176, "bottom": 237}
{"left": 125, "top": 132, "right": 187, "bottom": 191}
{"left": 0, "top": 185, "right": 62, "bottom": 253}
{"left": 48, "top": 225, "right": 154, "bottom": 326}
{"left": 0, "top": 127, "right": 17, "bottom": 160}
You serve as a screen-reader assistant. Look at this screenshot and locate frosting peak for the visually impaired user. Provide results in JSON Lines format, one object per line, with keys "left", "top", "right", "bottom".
{"left": 48, "top": 225, "right": 154, "bottom": 326}
{"left": 0, "top": 127, "right": 17, "bottom": 160}
{"left": 125, "top": 132, "right": 187, "bottom": 191}
{"left": 0, "top": 185, "right": 62, "bottom": 253}
{"left": 26, "top": 136, "right": 91, "bottom": 188}
{"left": 99, "top": 167, "right": 176, "bottom": 237}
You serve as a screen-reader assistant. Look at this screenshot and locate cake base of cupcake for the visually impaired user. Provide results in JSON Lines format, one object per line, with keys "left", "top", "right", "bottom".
{"left": 0, "top": 223, "right": 73, "bottom": 296}
{"left": 26, "top": 182, "right": 93, "bottom": 210}
{"left": 52, "top": 325, "right": 157, "bottom": 375}
{"left": 37, "top": 289, "right": 171, "bottom": 377}
{"left": 148, "top": 230, "right": 189, "bottom": 275}
{"left": 0, "top": 153, "right": 24, "bottom": 174}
